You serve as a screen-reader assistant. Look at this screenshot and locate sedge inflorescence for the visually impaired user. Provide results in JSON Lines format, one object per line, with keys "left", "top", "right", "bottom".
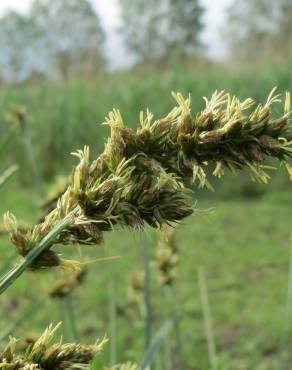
{"left": 0, "top": 323, "right": 106, "bottom": 369}
{"left": 48, "top": 267, "right": 87, "bottom": 299}
{"left": 4, "top": 89, "right": 292, "bottom": 269}
{"left": 155, "top": 226, "right": 179, "bottom": 287}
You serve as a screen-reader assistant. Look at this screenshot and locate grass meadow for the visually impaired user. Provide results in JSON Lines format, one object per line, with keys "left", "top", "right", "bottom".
{"left": 1, "top": 62, "right": 292, "bottom": 369}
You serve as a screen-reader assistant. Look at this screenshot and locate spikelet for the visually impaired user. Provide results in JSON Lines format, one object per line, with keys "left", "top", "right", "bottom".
{"left": 5, "top": 89, "right": 292, "bottom": 269}
{"left": 0, "top": 323, "right": 107, "bottom": 369}
{"left": 6, "top": 105, "right": 27, "bottom": 131}
{"left": 155, "top": 226, "right": 179, "bottom": 286}
{"left": 48, "top": 267, "right": 87, "bottom": 299}
{"left": 127, "top": 270, "right": 145, "bottom": 304}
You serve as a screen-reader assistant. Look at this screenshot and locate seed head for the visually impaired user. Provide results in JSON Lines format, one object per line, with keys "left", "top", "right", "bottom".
{"left": 5, "top": 89, "right": 292, "bottom": 269}
{"left": 0, "top": 323, "right": 107, "bottom": 369}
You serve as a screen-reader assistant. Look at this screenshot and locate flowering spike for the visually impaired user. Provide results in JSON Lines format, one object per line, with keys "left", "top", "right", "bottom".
{"left": 4, "top": 90, "right": 292, "bottom": 270}
{"left": 0, "top": 323, "right": 107, "bottom": 369}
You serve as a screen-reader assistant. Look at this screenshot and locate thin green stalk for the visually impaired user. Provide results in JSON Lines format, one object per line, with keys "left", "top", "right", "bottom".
{"left": 64, "top": 297, "right": 79, "bottom": 342}
{"left": 198, "top": 267, "right": 218, "bottom": 370}
{"left": 59, "top": 300, "right": 69, "bottom": 340}
{"left": 164, "top": 285, "right": 185, "bottom": 370}
{"left": 0, "top": 217, "right": 73, "bottom": 295}
{"left": 137, "top": 320, "right": 172, "bottom": 370}
{"left": 154, "top": 355, "right": 163, "bottom": 370}
{"left": 0, "top": 129, "right": 15, "bottom": 158}
{"left": 0, "top": 165, "right": 18, "bottom": 189}
{"left": 161, "top": 289, "right": 171, "bottom": 370}
{"left": 162, "top": 338, "right": 171, "bottom": 370}
{"left": 109, "top": 277, "right": 117, "bottom": 366}
{"left": 278, "top": 243, "right": 292, "bottom": 369}
{"left": 142, "top": 230, "right": 152, "bottom": 350}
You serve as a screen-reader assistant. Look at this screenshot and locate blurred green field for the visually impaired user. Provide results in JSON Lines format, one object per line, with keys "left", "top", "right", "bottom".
{"left": 1, "top": 181, "right": 292, "bottom": 369}
{"left": 1, "top": 63, "right": 292, "bottom": 369}
{"left": 1, "top": 61, "right": 292, "bottom": 182}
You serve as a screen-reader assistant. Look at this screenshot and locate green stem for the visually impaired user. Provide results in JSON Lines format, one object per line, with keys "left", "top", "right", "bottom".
{"left": 162, "top": 337, "right": 171, "bottom": 370}
{"left": 64, "top": 297, "right": 79, "bottom": 342}
{"left": 165, "top": 285, "right": 185, "bottom": 369}
{"left": 278, "top": 243, "right": 292, "bottom": 369}
{"left": 109, "top": 277, "right": 117, "bottom": 366}
{"left": 0, "top": 217, "right": 73, "bottom": 295}
{"left": 0, "top": 165, "right": 18, "bottom": 189}
{"left": 198, "top": 267, "right": 218, "bottom": 370}
{"left": 138, "top": 320, "right": 172, "bottom": 370}
{"left": 0, "top": 129, "right": 15, "bottom": 158}
{"left": 59, "top": 300, "right": 70, "bottom": 340}
{"left": 142, "top": 230, "right": 152, "bottom": 350}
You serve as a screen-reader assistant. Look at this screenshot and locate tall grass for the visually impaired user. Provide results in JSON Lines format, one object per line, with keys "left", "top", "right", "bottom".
{"left": 1, "top": 62, "right": 292, "bottom": 184}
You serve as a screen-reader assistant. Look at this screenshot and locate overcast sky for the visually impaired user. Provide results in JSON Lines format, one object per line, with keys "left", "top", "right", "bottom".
{"left": 0, "top": 0, "right": 232, "bottom": 68}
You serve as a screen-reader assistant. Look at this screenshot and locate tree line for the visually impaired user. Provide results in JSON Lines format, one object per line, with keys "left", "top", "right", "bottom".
{"left": 0, "top": 0, "right": 291, "bottom": 83}
{"left": 226, "top": 0, "right": 292, "bottom": 62}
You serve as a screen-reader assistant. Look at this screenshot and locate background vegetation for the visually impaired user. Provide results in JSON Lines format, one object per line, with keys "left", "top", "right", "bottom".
{"left": 1, "top": 0, "right": 292, "bottom": 369}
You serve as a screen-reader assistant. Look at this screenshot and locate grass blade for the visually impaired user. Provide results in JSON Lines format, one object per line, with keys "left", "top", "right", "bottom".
{"left": 109, "top": 277, "right": 117, "bottom": 366}
{"left": 137, "top": 320, "right": 172, "bottom": 370}
{"left": 164, "top": 285, "right": 185, "bottom": 369}
{"left": 0, "top": 165, "right": 18, "bottom": 189}
{"left": 198, "top": 267, "right": 218, "bottom": 370}
{"left": 0, "top": 129, "right": 15, "bottom": 158}
{"left": 278, "top": 242, "right": 292, "bottom": 369}
{"left": 142, "top": 230, "right": 152, "bottom": 350}
{"left": 63, "top": 296, "right": 79, "bottom": 341}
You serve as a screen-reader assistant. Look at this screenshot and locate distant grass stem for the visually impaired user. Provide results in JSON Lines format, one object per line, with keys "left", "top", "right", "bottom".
{"left": 142, "top": 231, "right": 153, "bottom": 350}
{"left": 0, "top": 165, "right": 18, "bottom": 189}
{"left": 198, "top": 267, "right": 218, "bottom": 370}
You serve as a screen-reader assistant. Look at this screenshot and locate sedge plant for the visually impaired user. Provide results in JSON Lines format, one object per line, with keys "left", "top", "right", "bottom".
{"left": 1, "top": 88, "right": 292, "bottom": 294}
